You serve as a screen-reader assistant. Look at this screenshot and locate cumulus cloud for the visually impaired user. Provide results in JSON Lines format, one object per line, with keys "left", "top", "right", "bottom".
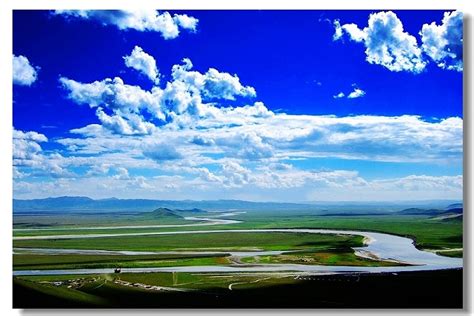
{"left": 215, "top": 133, "right": 273, "bottom": 160}
{"left": 190, "top": 135, "right": 215, "bottom": 146}
{"left": 13, "top": 55, "right": 39, "bottom": 86}
{"left": 13, "top": 129, "right": 74, "bottom": 178}
{"left": 54, "top": 10, "right": 198, "bottom": 39}
{"left": 124, "top": 46, "right": 160, "bottom": 83}
{"left": 86, "top": 164, "right": 111, "bottom": 176}
{"left": 166, "top": 58, "right": 256, "bottom": 113}
{"left": 15, "top": 41, "right": 462, "bottom": 201}
{"left": 60, "top": 57, "right": 257, "bottom": 134}
{"left": 347, "top": 88, "right": 366, "bottom": 99}
{"left": 13, "top": 118, "right": 463, "bottom": 200}
{"left": 333, "top": 20, "right": 366, "bottom": 42}
{"left": 13, "top": 129, "right": 47, "bottom": 162}
{"left": 334, "top": 11, "right": 426, "bottom": 73}
{"left": 95, "top": 108, "right": 157, "bottom": 135}
{"left": 221, "top": 161, "right": 252, "bottom": 187}
{"left": 59, "top": 76, "right": 164, "bottom": 135}
{"left": 57, "top": 110, "right": 462, "bottom": 166}
{"left": 420, "top": 11, "right": 463, "bottom": 71}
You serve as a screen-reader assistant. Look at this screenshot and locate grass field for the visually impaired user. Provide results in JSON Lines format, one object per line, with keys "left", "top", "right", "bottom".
{"left": 240, "top": 249, "right": 405, "bottom": 267}
{"left": 14, "top": 213, "right": 462, "bottom": 255}
{"left": 13, "top": 253, "right": 230, "bottom": 270}
{"left": 12, "top": 208, "right": 463, "bottom": 308}
{"left": 13, "top": 231, "right": 364, "bottom": 252}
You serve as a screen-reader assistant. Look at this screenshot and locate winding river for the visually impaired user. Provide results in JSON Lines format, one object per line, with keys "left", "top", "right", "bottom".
{"left": 13, "top": 212, "right": 463, "bottom": 276}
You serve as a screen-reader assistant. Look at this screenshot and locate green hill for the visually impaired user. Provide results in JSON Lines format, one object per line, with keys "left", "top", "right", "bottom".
{"left": 145, "top": 208, "right": 183, "bottom": 219}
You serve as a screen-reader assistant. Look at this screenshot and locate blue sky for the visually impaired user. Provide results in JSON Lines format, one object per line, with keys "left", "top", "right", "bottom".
{"left": 12, "top": 10, "right": 463, "bottom": 201}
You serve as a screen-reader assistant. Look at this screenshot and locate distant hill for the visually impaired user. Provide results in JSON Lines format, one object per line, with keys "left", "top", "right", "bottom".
{"left": 440, "top": 214, "right": 463, "bottom": 222}
{"left": 13, "top": 196, "right": 95, "bottom": 210}
{"left": 144, "top": 208, "right": 183, "bottom": 219}
{"left": 439, "top": 208, "right": 463, "bottom": 215}
{"left": 397, "top": 207, "right": 463, "bottom": 216}
{"left": 446, "top": 203, "right": 463, "bottom": 210}
{"left": 13, "top": 197, "right": 319, "bottom": 213}
{"left": 13, "top": 196, "right": 463, "bottom": 215}
{"left": 142, "top": 207, "right": 205, "bottom": 218}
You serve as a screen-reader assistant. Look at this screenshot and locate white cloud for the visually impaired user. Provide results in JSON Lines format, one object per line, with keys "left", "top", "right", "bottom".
{"left": 372, "top": 174, "right": 462, "bottom": 192}
{"left": 59, "top": 76, "right": 163, "bottom": 115}
{"left": 334, "top": 11, "right": 426, "bottom": 73}
{"left": 14, "top": 45, "right": 463, "bottom": 201}
{"left": 124, "top": 46, "right": 160, "bottom": 83}
{"left": 306, "top": 174, "right": 462, "bottom": 201}
{"left": 215, "top": 133, "right": 273, "bottom": 160}
{"left": 221, "top": 161, "right": 252, "bottom": 187}
{"left": 13, "top": 167, "right": 28, "bottom": 179}
{"left": 333, "top": 20, "right": 366, "bottom": 42}
{"left": 56, "top": 111, "right": 462, "bottom": 165}
{"left": 420, "top": 11, "right": 463, "bottom": 72}
{"left": 12, "top": 123, "right": 463, "bottom": 201}
{"left": 13, "top": 55, "right": 39, "bottom": 86}
{"left": 173, "top": 14, "right": 199, "bottom": 31}
{"left": 95, "top": 108, "right": 156, "bottom": 135}
{"left": 59, "top": 76, "right": 164, "bottom": 135}
{"left": 13, "top": 167, "right": 463, "bottom": 201}
{"left": 143, "top": 143, "right": 183, "bottom": 162}
{"left": 333, "top": 92, "right": 345, "bottom": 99}
{"left": 347, "top": 88, "right": 366, "bottom": 99}
{"left": 113, "top": 167, "right": 130, "bottom": 180}
{"left": 334, "top": 85, "right": 366, "bottom": 99}
{"left": 190, "top": 135, "right": 215, "bottom": 146}
{"left": 333, "top": 20, "right": 343, "bottom": 41}
{"left": 13, "top": 129, "right": 47, "bottom": 162}
{"left": 13, "top": 129, "right": 74, "bottom": 178}
{"left": 167, "top": 58, "right": 256, "bottom": 109}
{"left": 86, "top": 164, "right": 111, "bottom": 176}
{"left": 54, "top": 10, "right": 198, "bottom": 39}
{"left": 60, "top": 57, "right": 257, "bottom": 134}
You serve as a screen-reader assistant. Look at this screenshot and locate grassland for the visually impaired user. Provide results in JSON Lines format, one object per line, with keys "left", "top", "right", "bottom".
{"left": 12, "top": 207, "right": 463, "bottom": 308}
{"left": 13, "top": 212, "right": 193, "bottom": 229}
{"left": 240, "top": 249, "right": 404, "bottom": 267}
{"left": 13, "top": 231, "right": 364, "bottom": 252}
{"left": 13, "top": 253, "right": 230, "bottom": 270}
{"left": 14, "top": 212, "right": 463, "bottom": 256}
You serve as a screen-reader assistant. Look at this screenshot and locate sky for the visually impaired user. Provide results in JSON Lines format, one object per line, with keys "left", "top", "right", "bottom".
{"left": 12, "top": 10, "right": 463, "bottom": 201}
